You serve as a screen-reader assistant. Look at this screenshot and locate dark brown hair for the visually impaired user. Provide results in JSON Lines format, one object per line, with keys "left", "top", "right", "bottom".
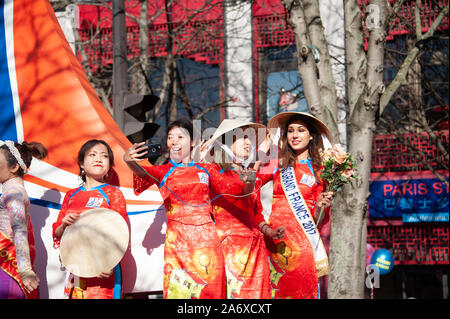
{"left": 0, "top": 141, "right": 48, "bottom": 177}
{"left": 278, "top": 114, "right": 324, "bottom": 181}
{"left": 77, "top": 139, "right": 114, "bottom": 183}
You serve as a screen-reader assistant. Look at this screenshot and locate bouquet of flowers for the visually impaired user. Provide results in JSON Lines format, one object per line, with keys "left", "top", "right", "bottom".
{"left": 316, "top": 144, "right": 358, "bottom": 224}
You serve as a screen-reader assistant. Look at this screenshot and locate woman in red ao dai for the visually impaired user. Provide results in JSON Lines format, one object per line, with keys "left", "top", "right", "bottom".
{"left": 202, "top": 119, "right": 284, "bottom": 299}
{"left": 53, "top": 140, "right": 128, "bottom": 299}
{"left": 257, "top": 112, "right": 333, "bottom": 299}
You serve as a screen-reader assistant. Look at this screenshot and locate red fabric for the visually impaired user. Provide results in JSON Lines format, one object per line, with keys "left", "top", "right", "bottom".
{"left": 134, "top": 162, "right": 239, "bottom": 299}
{"left": 0, "top": 231, "right": 38, "bottom": 299}
{"left": 210, "top": 165, "right": 271, "bottom": 299}
{"left": 27, "top": 215, "right": 35, "bottom": 265}
{"left": 257, "top": 161, "right": 330, "bottom": 299}
{"left": 52, "top": 184, "right": 127, "bottom": 299}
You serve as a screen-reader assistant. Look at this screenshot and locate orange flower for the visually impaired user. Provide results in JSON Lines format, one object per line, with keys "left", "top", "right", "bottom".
{"left": 332, "top": 144, "right": 347, "bottom": 165}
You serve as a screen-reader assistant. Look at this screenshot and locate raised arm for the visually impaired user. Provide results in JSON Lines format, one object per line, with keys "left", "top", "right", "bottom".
{"left": 123, "top": 142, "right": 149, "bottom": 178}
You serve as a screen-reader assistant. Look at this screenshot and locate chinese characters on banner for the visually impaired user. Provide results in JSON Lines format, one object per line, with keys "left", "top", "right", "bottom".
{"left": 369, "top": 173, "right": 449, "bottom": 222}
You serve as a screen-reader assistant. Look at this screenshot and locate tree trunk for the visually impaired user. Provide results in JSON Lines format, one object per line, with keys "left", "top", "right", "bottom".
{"left": 302, "top": 0, "right": 340, "bottom": 143}
{"left": 328, "top": 0, "right": 387, "bottom": 299}
{"left": 134, "top": 0, "right": 150, "bottom": 94}
{"left": 328, "top": 111, "right": 374, "bottom": 299}
{"left": 283, "top": 0, "right": 322, "bottom": 115}
{"left": 343, "top": 0, "right": 367, "bottom": 119}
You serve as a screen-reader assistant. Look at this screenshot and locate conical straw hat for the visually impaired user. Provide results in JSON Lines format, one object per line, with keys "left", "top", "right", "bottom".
{"left": 60, "top": 208, "right": 129, "bottom": 278}
{"left": 267, "top": 111, "right": 332, "bottom": 142}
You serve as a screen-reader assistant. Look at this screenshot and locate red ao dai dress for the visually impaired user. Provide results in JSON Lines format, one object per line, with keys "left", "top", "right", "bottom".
{"left": 52, "top": 184, "right": 128, "bottom": 299}
{"left": 210, "top": 164, "right": 271, "bottom": 299}
{"left": 0, "top": 177, "right": 37, "bottom": 299}
{"left": 258, "top": 159, "right": 330, "bottom": 299}
{"left": 133, "top": 160, "right": 247, "bottom": 299}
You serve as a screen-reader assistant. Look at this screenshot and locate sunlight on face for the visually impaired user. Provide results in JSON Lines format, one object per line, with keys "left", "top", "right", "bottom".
{"left": 81, "top": 143, "right": 110, "bottom": 181}
{"left": 167, "top": 126, "right": 192, "bottom": 163}
{"left": 286, "top": 120, "right": 311, "bottom": 156}
{"left": 231, "top": 135, "right": 253, "bottom": 160}
{"left": 0, "top": 150, "right": 13, "bottom": 183}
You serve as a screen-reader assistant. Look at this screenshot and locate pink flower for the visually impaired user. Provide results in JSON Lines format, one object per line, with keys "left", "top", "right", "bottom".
{"left": 342, "top": 169, "right": 354, "bottom": 179}
{"left": 321, "top": 148, "right": 333, "bottom": 161}
{"left": 332, "top": 144, "right": 347, "bottom": 165}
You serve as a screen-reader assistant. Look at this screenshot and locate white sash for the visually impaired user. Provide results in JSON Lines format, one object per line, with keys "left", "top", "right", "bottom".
{"left": 279, "top": 166, "right": 329, "bottom": 277}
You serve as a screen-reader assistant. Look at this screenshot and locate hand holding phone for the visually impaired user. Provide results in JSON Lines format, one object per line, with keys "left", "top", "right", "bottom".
{"left": 124, "top": 142, "right": 152, "bottom": 162}
{"left": 140, "top": 143, "right": 162, "bottom": 159}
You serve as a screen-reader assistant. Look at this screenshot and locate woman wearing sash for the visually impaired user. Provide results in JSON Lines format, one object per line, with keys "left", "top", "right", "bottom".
{"left": 0, "top": 140, "right": 48, "bottom": 299}
{"left": 124, "top": 119, "right": 254, "bottom": 299}
{"left": 52, "top": 140, "right": 128, "bottom": 299}
{"left": 201, "top": 119, "right": 284, "bottom": 299}
{"left": 256, "top": 112, "right": 333, "bottom": 299}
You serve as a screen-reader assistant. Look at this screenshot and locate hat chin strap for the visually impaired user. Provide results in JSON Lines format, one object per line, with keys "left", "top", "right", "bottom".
{"left": 219, "top": 144, "right": 255, "bottom": 168}
{"left": 321, "top": 134, "right": 332, "bottom": 149}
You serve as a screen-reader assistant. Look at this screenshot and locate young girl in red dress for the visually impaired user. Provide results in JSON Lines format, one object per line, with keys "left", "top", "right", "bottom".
{"left": 52, "top": 140, "right": 127, "bottom": 299}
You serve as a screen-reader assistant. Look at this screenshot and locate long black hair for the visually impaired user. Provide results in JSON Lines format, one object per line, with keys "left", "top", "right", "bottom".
{"left": 77, "top": 139, "right": 114, "bottom": 183}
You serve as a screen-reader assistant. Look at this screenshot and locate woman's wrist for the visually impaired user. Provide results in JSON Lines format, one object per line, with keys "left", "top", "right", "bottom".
{"left": 19, "top": 268, "right": 36, "bottom": 278}
{"left": 260, "top": 223, "right": 270, "bottom": 235}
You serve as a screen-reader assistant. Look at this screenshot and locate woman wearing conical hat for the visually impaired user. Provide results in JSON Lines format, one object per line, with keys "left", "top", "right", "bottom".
{"left": 256, "top": 112, "right": 333, "bottom": 299}
{"left": 201, "top": 119, "right": 285, "bottom": 299}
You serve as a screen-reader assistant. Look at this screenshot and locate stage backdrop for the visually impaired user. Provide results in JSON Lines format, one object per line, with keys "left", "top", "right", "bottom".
{"left": 0, "top": 0, "right": 165, "bottom": 298}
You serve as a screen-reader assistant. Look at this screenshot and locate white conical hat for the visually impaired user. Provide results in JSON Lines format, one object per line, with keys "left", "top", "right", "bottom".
{"left": 204, "top": 119, "right": 266, "bottom": 149}
{"left": 200, "top": 119, "right": 267, "bottom": 166}
{"left": 59, "top": 208, "right": 129, "bottom": 278}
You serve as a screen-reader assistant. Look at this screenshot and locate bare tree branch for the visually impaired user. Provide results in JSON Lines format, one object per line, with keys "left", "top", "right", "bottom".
{"left": 380, "top": 4, "right": 449, "bottom": 114}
